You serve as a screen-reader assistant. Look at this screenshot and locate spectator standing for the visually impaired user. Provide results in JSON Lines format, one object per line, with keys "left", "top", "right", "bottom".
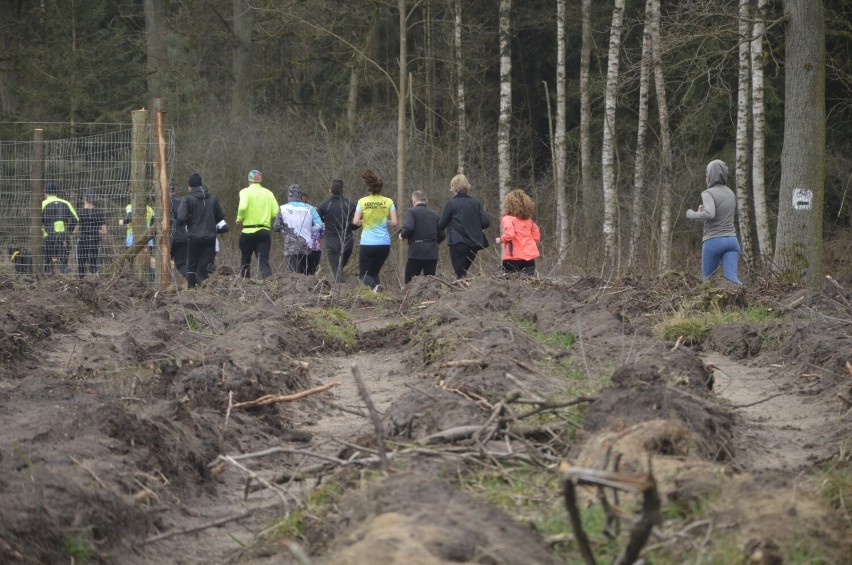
{"left": 41, "top": 182, "right": 79, "bottom": 275}
{"left": 437, "top": 173, "right": 490, "bottom": 279}
{"left": 273, "top": 183, "right": 323, "bottom": 275}
{"left": 399, "top": 190, "right": 445, "bottom": 283}
{"left": 177, "top": 173, "right": 227, "bottom": 288}
{"left": 236, "top": 169, "right": 279, "bottom": 279}
{"left": 495, "top": 189, "right": 540, "bottom": 276}
{"left": 352, "top": 170, "right": 397, "bottom": 291}
{"left": 317, "top": 179, "right": 358, "bottom": 283}
{"left": 76, "top": 192, "right": 106, "bottom": 277}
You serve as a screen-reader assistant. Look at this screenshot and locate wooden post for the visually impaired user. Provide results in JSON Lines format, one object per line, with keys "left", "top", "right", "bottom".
{"left": 30, "top": 129, "right": 45, "bottom": 276}
{"left": 153, "top": 98, "right": 171, "bottom": 289}
{"left": 131, "top": 109, "right": 149, "bottom": 283}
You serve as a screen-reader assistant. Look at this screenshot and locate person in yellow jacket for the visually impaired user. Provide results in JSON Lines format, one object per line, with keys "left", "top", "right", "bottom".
{"left": 236, "top": 169, "right": 279, "bottom": 279}
{"left": 41, "top": 182, "right": 79, "bottom": 275}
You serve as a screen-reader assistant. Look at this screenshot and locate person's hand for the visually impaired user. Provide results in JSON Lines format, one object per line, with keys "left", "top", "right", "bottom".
{"left": 697, "top": 204, "right": 705, "bottom": 213}
{"left": 495, "top": 237, "right": 501, "bottom": 244}
{"left": 398, "top": 233, "right": 403, "bottom": 240}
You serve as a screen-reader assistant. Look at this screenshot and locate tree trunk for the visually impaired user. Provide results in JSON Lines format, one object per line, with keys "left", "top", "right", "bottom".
{"left": 629, "top": 0, "right": 652, "bottom": 271}
{"left": 555, "top": 0, "right": 569, "bottom": 265}
{"left": 580, "top": 0, "right": 592, "bottom": 219}
{"left": 397, "top": 0, "right": 408, "bottom": 281}
{"left": 455, "top": 0, "right": 467, "bottom": 174}
{"left": 751, "top": 0, "right": 772, "bottom": 262}
{"left": 602, "top": 0, "right": 625, "bottom": 270}
{"left": 498, "top": 0, "right": 513, "bottom": 202}
{"left": 774, "top": 0, "right": 825, "bottom": 288}
{"left": 651, "top": 0, "right": 673, "bottom": 273}
{"left": 231, "top": 0, "right": 254, "bottom": 124}
{"left": 735, "top": 0, "right": 755, "bottom": 271}
{"left": 144, "top": 0, "right": 166, "bottom": 104}
{"left": 0, "top": 0, "right": 19, "bottom": 115}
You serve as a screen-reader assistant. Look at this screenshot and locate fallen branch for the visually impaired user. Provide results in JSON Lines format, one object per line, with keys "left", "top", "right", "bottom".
{"left": 144, "top": 512, "right": 249, "bottom": 544}
{"left": 440, "top": 359, "right": 486, "bottom": 368}
{"left": 352, "top": 365, "right": 389, "bottom": 472}
{"left": 231, "top": 381, "right": 340, "bottom": 409}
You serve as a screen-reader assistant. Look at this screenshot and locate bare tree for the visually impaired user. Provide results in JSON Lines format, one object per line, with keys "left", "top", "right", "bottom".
{"left": 498, "top": 0, "right": 513, "bottom": 202}
{"left": 775, "top": 0, "right": 825, "bottom": 288}
{"left": 554, "top": 0, "right": 569, "bottom": 264}
{"left": 397, "top": 0, "right": 409, "bottom": 274}
{"left": 651, "top": 0, "right": 673, "bottom": 273}
{"left": 602, "top": 0, "right": 626, "bottom": 270}
{"left": 751, "top": 0, "right": 772, "bottom": 262}
{"left": 580, "top": 0, "right": 592, "bottom": 220}
{"left": 628, "top": 0, "right": 653, "bottom": 270}
{"left": 735, "top": 0, "right": 755, "bottom": 270}
{"left": 454, "top": 0, "right": 467, "bottom": 174}
{"left": 144, "top": 0, "right": 166, "bottom": 103}
{"left": 231, "top": 0, "right": 255, "bottom": 124}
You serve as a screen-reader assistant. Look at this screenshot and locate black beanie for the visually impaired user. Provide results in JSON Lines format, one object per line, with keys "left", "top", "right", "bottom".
{"left": 188, "top": 173, "right": 202, "bottom": 188}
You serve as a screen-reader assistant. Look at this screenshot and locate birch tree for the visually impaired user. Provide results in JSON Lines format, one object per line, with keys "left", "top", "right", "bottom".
{"left": 651, "top": 0, "right": 673, "bottom": 273}
{"left": 498, "top": 0, "right": 512, "bottom": 202}
{"left": 397, "top": 0, "right": 409, "bottom": 272}
{"left": 455, "top": 0, "right": 467, "bottom": 174}
{"left": 775, "top": 0, "right": 825, "bottom": 287}
{"left": 735, "top": 0, "right": 755, "bottom": 269}
{"left": 602, "top": 0, "right": 625, "bottom": 269}
{"left": 580, "top": 0, "right": 592, "bottom": 217}
{"left": 554, "top": 0, "right": 569, "bottom": 263}
{"left": 751, "top": 0, "right": 772, "bottom": 261}
{"left": 628, "top": 0, "right": 653, "bottom": 270}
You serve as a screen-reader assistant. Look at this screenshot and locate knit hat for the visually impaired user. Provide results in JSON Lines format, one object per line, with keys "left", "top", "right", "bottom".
{"left": 248, "top": 170, "right": 263, "bottom": 183}
{"left": 288, "top": 183, "right": 303, "bottom": 200}
{"left": 188, "top": 173, "right": 202, "bottom": 187}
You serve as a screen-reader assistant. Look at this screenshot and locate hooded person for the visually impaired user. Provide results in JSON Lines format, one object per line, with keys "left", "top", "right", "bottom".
{"left": 273, "top": 183, "right": 324, "bottom": 275}
{"left": 169, "top": 181, "right": 189, "bottom": 279}
{"left": 686, "top": 159, "right": 742, "bottom": 285}
{"left": 177, "top": 173, "right": 226, "bottom": 288}
{"left": 317, "top": 179, "right": 358, "bottom": 282}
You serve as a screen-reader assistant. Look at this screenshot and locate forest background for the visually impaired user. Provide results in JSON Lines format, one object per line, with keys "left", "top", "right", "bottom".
{"left": 0, "top": 0, "right": 849, "bottom": 285}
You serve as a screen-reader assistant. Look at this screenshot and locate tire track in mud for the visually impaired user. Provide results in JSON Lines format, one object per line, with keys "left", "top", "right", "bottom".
{"left": 704, "top": 352, "right": 838, "bottom": 473}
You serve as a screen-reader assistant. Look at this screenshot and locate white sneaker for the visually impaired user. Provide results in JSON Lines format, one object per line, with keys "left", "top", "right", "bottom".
{"left": 372, "top": 284, "right": 382, "bottom": 293}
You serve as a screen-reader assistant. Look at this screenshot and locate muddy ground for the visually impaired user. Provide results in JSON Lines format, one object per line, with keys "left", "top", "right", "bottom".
{"left": 0, "top": 266, "right": 850, "bottom": 564}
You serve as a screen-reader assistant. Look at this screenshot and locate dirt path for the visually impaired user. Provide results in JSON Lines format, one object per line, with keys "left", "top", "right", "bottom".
{"left": 705, "top": 352, "right": 838, "bottom": 473}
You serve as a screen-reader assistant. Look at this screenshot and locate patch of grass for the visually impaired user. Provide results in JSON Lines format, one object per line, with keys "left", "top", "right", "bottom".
{"left": 654, "top": 305, "right": 776, "bottom": 344}
{"left": 303, "top": 307, "right": 357, "bottom": 349}
{"left": 518, "top": 319, "right": 576, "bottom": 350}
{"left": 64, "top": 530, "right": 95, "bottom": 562}
{"left": 267, "top": 483, "right": 345, "bottom": 542}
{"left": 819, "top": 462, "right": 852, "bottom": 517}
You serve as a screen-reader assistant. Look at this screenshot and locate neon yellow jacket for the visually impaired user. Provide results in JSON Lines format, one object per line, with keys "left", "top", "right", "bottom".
{"left": 237, "top": 183, "right": 279, "bottom": 234}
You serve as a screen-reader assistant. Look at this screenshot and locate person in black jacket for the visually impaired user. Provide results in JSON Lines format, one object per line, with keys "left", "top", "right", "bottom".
{"left": 437, "top": 173, "right": 490, "bottom": 279}
{"left": 399, "top": 190, "right": 445, "bottom": 283}
{"left": 169, "top": 182, "right": 189, "bottom": 281}
{"left": 317, "top": 179, "right": 358, "bottom": 283}
{"left": 177, "top": 173, "right": 227, "bottom": 288}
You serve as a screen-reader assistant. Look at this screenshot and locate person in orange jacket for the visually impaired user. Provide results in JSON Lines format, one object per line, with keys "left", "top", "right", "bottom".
{"left": 495, "top": 188, "right": 541, "bottom": 276}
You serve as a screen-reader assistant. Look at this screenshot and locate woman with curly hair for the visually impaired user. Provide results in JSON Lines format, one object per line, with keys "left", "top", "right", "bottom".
{"left": 495, "top": 188, "right": 540, "bottom": 276}
{"left": 352, "top": 170, "right": 397, "bottom": 291}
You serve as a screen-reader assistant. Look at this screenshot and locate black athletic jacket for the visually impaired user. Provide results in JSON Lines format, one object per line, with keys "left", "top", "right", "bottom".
{"left": 177, "top": 186, "right": 224, "bottom": 241}
{"left": 170, "top": 194, "right": 188, "bottom": 245}
{"left": 317, "top": 194, "right": 358, "bottom": 249}
{"left": 401, "top": 203, "right": 445, "bottom": 260}
{"left": 437, "top": 192, "right": 490, "bottom": 249}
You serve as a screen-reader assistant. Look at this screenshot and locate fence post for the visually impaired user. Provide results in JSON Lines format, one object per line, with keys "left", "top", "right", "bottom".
{"left": 30, "top": 128, "right": 44, "bottom": 276}
{"left": 131, "top": 109, "right": 150, "bottom": 283}
{"left": 153, "top": 98, "right": 171, "bottom": 289}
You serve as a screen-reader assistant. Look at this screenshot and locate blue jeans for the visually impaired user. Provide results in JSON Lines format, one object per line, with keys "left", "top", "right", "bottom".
{"left": 702, "top": 236, "right": 742, "bottom": 284}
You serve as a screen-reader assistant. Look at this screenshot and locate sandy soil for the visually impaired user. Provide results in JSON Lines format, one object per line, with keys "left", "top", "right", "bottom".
{"left": 0, "top": 270, "right": 849, "bottom": 564}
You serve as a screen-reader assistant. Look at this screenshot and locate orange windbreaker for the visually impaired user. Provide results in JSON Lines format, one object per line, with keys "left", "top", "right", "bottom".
{"left": 498, "top": 215, "right": 540, "bottom": 261}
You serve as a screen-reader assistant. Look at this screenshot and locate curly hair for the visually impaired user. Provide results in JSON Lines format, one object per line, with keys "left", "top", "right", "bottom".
{"left": 503, "top": 189, "right": 535, "bottom": 220}
{"left": 362, "top": 170, "right": 383, "bottom": 195}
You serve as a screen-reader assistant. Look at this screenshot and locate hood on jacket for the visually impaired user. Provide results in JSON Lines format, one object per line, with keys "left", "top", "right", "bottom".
{"left": 706, "top": 159, "right": 729, "bottom": 187}
{"left": 189, "top": 186, "right": 211, "bottom": 201}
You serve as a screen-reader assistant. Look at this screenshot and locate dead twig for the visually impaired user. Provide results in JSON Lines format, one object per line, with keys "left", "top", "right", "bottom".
{"left": 144, "top": 512, "right": 249, "bottom": 544}
{"left": 231, "top": 381, "right": 340, "bottom": 409}
{"left": 729, "top": 392, "right": 785, "bottom": 409}
{"left": 352, "top": 365, "right": 389, "bottom": 472}
{"left": 69, "top": 455, "right": 109, "bottom": 491}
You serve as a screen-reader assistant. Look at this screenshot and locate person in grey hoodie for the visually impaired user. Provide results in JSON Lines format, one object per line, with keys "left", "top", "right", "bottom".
{"left": 177, "top": 173, "right": 227, "bottom": 288}
{"left": 686, "top": 159, "right": 742, "bottom": 285}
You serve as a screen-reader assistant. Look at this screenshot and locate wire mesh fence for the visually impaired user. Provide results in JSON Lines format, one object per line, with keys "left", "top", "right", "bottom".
{"left": 1, "top": 122, "right": 175, "bottom": 279}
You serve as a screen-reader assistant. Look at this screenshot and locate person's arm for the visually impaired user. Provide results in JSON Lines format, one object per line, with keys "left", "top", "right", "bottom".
{"left": 235, "top": 191, "right": 246, "bottom": 225}
{"left": 478, "top": 202, "right": 490, "bottom": 230}
{"left": 400, "top": 208, "right": 415, "bottom": 240}
{"left": 352, "top": 207, "right": 363, "bottom": 228}
{"left": 497, "top": 215, "right": 514, "bottom": 244}
{"left": 347, "top": 201, "right": 360, "bottom": 232}
{"left": 176, "top": 198, "right": 189, "bottom": 227}
{"left": 532, "top": 221, "right": 541, "bottom": 242}
{"left": 388, "top": 205, "right": 398, "bottom": 227}
{"left": 686, "top": 191, "right": 715, "bottom": 220}
{"left": 310, "top": 206, "right": 323, "bottom": 231}
{"left": 437, "top": 201, "right": 452, "bottom": 232}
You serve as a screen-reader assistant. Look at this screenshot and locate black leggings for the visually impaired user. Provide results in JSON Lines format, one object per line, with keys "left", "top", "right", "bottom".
{"left": 186, "top": 237, "right": 216, "bottom": 287}
{"left": 449, "top": 243, "right": 479, "bottom": 279}
{"left": 358, "top": 244, "right": 390, "bottom": 287}
{"left": 239, "top": 230, "right": 272, "bottom": 279}
{"left": 405, "top": 258, "right": 437, "bottom": 283}
{"left": 77, "top": 238, "right": 100, "bottom": 276}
